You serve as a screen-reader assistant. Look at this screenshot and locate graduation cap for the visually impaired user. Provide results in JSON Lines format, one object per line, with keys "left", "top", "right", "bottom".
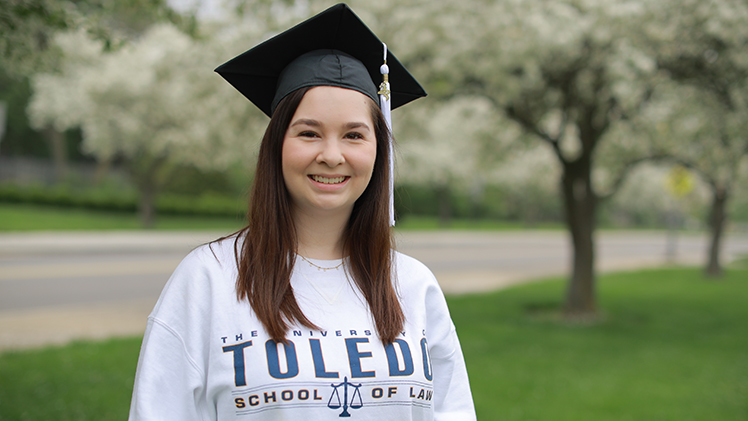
{"left": 216, "top": 3, "right": 426, "bottom": 224}
{"left": 215, "top": 3, "right": 425, "bottom": 116}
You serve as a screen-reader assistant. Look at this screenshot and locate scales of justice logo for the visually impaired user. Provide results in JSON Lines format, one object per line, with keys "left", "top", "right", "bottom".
{"left": 327, "top": 376, "right": 363, "bottom": 417}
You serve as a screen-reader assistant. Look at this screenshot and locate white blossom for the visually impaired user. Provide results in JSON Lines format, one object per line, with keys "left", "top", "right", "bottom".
{"left": 28, "top": 22, "right": 265, "bottom": 173}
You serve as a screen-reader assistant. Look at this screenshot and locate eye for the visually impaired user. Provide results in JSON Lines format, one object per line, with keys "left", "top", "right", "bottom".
{"left": 344, "top": 132, "right": 365, "bottom": 140}
{"left": 299, "top": 131, "right": 319, "bottom": 138}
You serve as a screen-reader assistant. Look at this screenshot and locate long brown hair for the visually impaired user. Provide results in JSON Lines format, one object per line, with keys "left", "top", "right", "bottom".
{"left": 235, "top": 86, "right": 403, "bottom": 344}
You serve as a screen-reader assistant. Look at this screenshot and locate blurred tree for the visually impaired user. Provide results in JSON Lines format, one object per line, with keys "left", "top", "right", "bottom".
{"left": 0, "top": 71, "right": 49, "bottom": 157}
{"left": 643, "top": 0, "right": 748, "bottom": 278}
{"left": 1, "top": 0, "right": 194, "bottom": 78}
{"left": 1, "top": 0, "right": 75, "bottom": 177}
{"left": 27, "top": 24, "right": 263, "bottom": 227}
{"left": 1, "top": 0, "right": 194, "bottom": 183}
{"left": 0, "top": 0, "right": 73, "bottom": 79}
{"left": 395, "top": 0, "right": 660, "bottom": 318}
{"left": 641, "top": 83, "right": 748, "bottom": 277}
{"left": 78, "top": 0, "right": 197, "bottom": 40}
{"left": 396, "top": 95, "right": 510, "bottom": 226}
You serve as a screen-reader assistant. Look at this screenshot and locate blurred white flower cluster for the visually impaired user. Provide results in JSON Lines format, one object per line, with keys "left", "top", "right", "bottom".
{"left": 27, "top": 21, "right": 264, "bottom": 173}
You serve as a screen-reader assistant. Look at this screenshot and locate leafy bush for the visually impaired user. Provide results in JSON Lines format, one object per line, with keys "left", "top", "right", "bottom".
{"left": 395, "top": 183, "right": 563, "bottom": 225}
{"left": 0, "top": 183, "right": 246, "bottom": 217}
{"left": 0, "top": 183, "right": 137, "bottom": 212}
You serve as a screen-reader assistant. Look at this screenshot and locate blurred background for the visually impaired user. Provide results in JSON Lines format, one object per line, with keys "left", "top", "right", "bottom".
{"left": 1, "top": 0, "right": 747, "bottom": 420}
{"left": 2, "top": 0, "right": 747, "bottom": 235}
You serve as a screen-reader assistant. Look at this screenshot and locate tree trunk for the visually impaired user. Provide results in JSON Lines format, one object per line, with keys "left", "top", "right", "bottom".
{"left": 129, "top": 155, "right": 167, "bottom": 230}
{"left": 705, "top": 186, "right": 728, "bottom": 278}
{"left": 93, "top": 158, "right": 111, "bottom": 184}
{"left": 44, "top": 125, "right": 68, "bottom": 183}
{"left": 436, "top": 184, "right": 452, "bottom": 227}
{"left": 665, "top": 208, "right": 680, "bottom": 263}
{"left": 137, "top": 177, "right": 157, "bottom": 229}
{"left": 561, "top": 159, "right": 598, "bottom": 318}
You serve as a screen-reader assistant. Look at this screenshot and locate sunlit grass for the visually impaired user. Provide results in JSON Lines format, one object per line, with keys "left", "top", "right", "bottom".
{"left": 1, "top": 267, "right": 746, "bottom": 420}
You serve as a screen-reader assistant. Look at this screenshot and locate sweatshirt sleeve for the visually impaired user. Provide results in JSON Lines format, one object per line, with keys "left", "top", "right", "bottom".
{"left": 128, "top": 317, "right": 207, "bottom": 421}
{"left": 430, "top": 327, "right": 476, "bottom": 420}
{"left": 423, "top": 269, "right": 477, "bottom": 421}
{"left": 128, "top": 246, "right": 221, "bottom": 421}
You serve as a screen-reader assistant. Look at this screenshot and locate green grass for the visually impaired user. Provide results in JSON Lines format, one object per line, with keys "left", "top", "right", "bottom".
{"left": 0, "top": 203, "right": 561, "bottom": 232}
{"left": 396, "top": 214, "right": 564, "bottom": 231}
{"left": 451, "top": 267, "right": 748, "bottom": 420}
{"left": 1, "top": 267, "right": 746, "bottom": 420}
{"left": 730, "top": 254, "right": 748, "bottom": 269}
{"left": 0, "top": 337, "right": 142, "bottom": 421}
{"left": 0, "top": 203, "right": 246, "bottom": 231}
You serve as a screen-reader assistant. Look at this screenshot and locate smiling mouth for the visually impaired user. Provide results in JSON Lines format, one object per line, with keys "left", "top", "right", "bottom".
{"left": 310, "top": 175, "right": 348, "bottom": 184}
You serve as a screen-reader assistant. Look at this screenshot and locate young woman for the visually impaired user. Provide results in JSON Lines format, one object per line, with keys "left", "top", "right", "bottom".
{"left": 129, "top": 4, "right": 476, "bottom": 420}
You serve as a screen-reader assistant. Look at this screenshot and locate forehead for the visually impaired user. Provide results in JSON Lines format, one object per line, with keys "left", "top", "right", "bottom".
{"left": 293, "top": 86, "right": 374, "bottom": 122}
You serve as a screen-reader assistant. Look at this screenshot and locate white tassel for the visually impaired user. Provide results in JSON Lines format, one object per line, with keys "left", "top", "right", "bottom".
{"left": 378, "top": 43, "right": 395, "bottom": 226}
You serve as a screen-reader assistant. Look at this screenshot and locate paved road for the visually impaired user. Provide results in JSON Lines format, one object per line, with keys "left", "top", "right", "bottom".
{"left": 1, "top": 230, "right": 747, "bottom": 351}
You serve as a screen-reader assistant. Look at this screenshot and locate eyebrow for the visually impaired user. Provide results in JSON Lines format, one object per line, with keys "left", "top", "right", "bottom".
{"left": 290, "top": 118, "right": 321, "bottom": 128}
{"left": 290, "top": 119, "right": 371, "bottom": 131}
{"left": 344, "top": 122, "right": 371, "bottom": 131}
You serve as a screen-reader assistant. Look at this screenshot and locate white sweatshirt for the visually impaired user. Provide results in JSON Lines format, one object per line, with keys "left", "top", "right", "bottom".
{"left": 129, "top": 237, "right": 476, "bottom": 420}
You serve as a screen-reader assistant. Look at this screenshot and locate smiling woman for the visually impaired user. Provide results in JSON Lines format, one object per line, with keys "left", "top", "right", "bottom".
{"left": 281, "top": 86, "right": 377, "bottom": 227}
{"left": 128, "top": 4, "right": 476, "bottom": 420}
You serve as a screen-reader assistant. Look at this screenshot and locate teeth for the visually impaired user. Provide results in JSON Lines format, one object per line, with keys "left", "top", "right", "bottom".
{"left": 312, "top": 175, "right": 346, "bottom": 184}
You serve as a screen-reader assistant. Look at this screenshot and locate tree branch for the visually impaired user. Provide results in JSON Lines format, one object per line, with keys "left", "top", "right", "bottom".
{"left": 649, "top": 154, "right": 718, "bottom": 192}
{"left": 504, "top": 103, "right": 566, "bottom": 163}
{"left": 719, "top": 130, "right": 731, "bottom": 150}
{"left": 556, "top": 110, "right": 570, "bottom": 145}
{"left": 598, "top": 155, "right": 656, "bottom": 202}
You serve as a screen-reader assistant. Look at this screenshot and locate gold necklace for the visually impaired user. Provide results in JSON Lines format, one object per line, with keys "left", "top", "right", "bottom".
{"left": 299, "top": 255, "right": 345, "bottom": 272}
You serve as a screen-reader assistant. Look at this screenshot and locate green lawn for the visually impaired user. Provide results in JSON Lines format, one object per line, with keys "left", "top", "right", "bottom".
{"left": 395, "top": 215, "right": 564, "bottom": 231}
{"left": 1, "top": 267, "right": 746, "bottom": 420}
{"left": 0, "top": 203, "right": 565, "bottom": 232}
{"left": 0, "top": 203, "right": 246, "bottom": 231}
{"left": 0, "top": 338, "right": 142, "bottom": 421}
{"left": 453, "top": 267, "right": 748, "bottom": 420}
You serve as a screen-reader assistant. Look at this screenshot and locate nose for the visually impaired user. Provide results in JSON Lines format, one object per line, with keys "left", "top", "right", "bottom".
{"left": 316, "top": 138, "right": 345, "bottom": 167}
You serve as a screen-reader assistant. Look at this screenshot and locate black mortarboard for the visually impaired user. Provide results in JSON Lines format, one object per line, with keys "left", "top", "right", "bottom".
{"left": 215, "top": 3, "right": 426, "bottom": 117}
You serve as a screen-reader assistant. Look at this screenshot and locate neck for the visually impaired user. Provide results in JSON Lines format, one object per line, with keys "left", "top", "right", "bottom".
{"left": 293, "top": 207, "right": 351, "bottom": 260}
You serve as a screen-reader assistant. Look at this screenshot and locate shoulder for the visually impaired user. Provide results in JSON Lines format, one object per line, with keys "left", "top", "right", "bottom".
{"left": 393, "top": 251, "right": 458, "bottom": 356}
{"left": 392, "top": 251, "right": 444, "bottom": 303}
{"left": 150, "top": 233, "right": 241, "bottom": 317}
{"left": 162, "top": 233, "right": 243, "bottom": 281}
{"left": 393, "top": 251, "right": 438, "bottom": 287}
{"left": 188, "top": 233, "right": 241, "bottom": 268}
